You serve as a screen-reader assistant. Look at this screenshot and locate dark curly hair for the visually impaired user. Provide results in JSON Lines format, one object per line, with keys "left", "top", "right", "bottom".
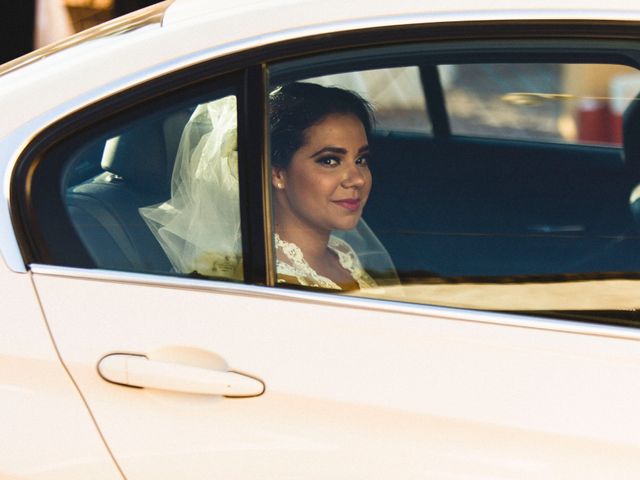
{"left": 269, "top": 82, "right": 374, "bottom": 168}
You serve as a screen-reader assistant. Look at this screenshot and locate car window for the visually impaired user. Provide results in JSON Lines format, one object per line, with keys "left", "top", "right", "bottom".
{"left": 26, "top": 80, "right": 244, "bottom": 282}
{"left": 268, "top": 48, "right": 640, "bottom": 326}
{"left": 443, "top": 63, "right": 640, "bottom": 146}
{"left": 304, "top": 66, "right": 431, "bottom": 134}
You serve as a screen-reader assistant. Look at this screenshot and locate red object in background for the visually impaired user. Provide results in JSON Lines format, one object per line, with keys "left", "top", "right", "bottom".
{"left": 610, "top": 112, "right": 624, "bottom": 144}
{"left": 577, "top": 98, "right": 614, "bottom": 144}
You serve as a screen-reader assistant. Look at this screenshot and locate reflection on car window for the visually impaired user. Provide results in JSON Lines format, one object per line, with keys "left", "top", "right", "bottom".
{"left": 60, "top": 90, "right": 243, "bottom": 281}
{"left": 270, "top": 55, "right": 640, "bottom": 326}
{"left": 442, "top": 63, "right": 640, "bottom": 146}
{"left": 305, "top": 67, "right": 431, "bottom": 134}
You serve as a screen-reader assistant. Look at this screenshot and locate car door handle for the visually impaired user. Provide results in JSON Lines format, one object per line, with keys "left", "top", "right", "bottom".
{"left": 98, "top": 353, "right": 264, "bottom": 397}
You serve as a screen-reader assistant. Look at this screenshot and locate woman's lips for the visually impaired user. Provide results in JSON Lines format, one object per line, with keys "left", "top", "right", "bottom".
{"left": 333, "top": 199, "right": 361, "bottom": 212}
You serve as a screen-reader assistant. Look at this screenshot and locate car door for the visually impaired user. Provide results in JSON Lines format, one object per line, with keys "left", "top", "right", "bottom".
{"left": 13, "top": 21, "right": 640, "bottom": 479}
{"left": 0, "top": 261, "right": 123, "bottom": 479}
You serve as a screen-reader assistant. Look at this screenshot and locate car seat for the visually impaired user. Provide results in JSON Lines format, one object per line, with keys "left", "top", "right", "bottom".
{"left": 65, "top": 111, "right": 190, "bottom": 273}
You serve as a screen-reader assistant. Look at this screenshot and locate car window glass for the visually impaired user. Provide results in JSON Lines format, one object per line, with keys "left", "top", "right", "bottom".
{"left": 304, "top": 67, "right": 431, "bottom": 134}
{"left": 44, "top": 87, "right": 244, "bottom": 281}
{"left": 269, "top": 54, "right": 640, "bottom": 327}
{"left": 442, "top": 63, "right": 640, "bottom": 146}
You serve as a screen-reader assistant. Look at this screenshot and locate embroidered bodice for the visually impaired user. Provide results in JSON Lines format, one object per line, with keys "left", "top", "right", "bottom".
{"left": 275, "top": 233, "right": 377, "bottom": 290}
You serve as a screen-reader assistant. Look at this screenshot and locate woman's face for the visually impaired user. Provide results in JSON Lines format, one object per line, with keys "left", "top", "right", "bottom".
{"left": 273, "top": 113, "right": 372, "bottom": 234}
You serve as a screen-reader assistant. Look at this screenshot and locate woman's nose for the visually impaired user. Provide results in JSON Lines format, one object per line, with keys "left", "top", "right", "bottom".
{"left": 342, "top": 163, "right": 366, "bottom": 188}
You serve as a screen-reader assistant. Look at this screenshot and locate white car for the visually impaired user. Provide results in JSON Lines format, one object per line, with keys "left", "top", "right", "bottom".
{"left": 2, "top": 0, "right": 640, "bottom": 478}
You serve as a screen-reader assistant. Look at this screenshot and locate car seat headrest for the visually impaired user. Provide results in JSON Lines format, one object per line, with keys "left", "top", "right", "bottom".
{"left": 101, "top": 121, "right": 169, "bottom": 196}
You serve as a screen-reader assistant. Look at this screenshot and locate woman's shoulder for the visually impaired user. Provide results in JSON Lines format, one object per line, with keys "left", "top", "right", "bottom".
{"left": 328, "top": 235, "right": 357, "bottom": 256}
{"left": 328, "top": 235, "right": 378, "bottom": 289}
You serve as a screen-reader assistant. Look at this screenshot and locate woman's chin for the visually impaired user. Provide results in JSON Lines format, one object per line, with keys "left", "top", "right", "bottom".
{"left": 331, "top": 217, "right": 361, "bottom": 231}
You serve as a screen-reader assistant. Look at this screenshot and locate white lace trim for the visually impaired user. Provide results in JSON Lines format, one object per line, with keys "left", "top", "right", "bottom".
{"left": 275, "top": 233, "right": 377, "bottom": 290}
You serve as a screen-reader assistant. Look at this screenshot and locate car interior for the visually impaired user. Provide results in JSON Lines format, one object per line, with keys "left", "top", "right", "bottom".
{"left": 366, "top": 121, "right": 638, "bottom": 279}
{"left": 64, "top": 110, "right": 191, "bottom": 273}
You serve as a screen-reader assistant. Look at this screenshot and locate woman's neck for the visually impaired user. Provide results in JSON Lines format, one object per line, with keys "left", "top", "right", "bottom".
{"left": 275, "top": 224, "right": 330, "bottom": 264}
{"left": 274, "top": 209, "right": 359, "bottom": 289}
{"left": 273, "top": 205, "right": 329, "bottom": 262}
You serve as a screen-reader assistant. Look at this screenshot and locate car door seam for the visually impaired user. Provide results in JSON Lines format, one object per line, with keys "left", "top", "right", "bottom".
{"left": 28, "top": 271, "right": 129, "bottom": 480}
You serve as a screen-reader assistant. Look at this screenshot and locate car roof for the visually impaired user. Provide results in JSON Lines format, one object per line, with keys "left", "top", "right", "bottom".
{"left": 2, "top": 0, "right": 640, "bottom": 137}
{"left": 163, "top": 0, "right": 640, "bottom": 26}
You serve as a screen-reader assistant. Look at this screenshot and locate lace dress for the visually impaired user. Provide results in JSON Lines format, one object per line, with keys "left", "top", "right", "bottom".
{"left": 275, "top": 234, "right": 377, "bottom": 290}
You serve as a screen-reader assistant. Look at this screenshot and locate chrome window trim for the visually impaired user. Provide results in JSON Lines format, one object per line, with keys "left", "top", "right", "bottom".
{"left": 29, "top": 263, "right": 640, "bottom": 341}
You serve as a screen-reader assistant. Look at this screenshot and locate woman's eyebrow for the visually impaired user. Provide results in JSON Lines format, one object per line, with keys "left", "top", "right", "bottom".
{"left": 310, "top": 145, "right": 369, "bottom": 157}
{"left": 310, "top": 146, "right": 347, "bottom": 157}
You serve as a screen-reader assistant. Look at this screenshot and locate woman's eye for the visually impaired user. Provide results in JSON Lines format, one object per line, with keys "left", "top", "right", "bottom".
{"left": 317, "top": 156, "right": 339, "bottom": 166}
{"left": 356, "top": 155, "right": 370, "bottom": 166}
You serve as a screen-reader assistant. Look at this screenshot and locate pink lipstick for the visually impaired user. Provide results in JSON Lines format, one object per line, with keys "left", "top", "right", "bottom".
{"left": 333, "top": 199, "right": 361, "bottom": 212}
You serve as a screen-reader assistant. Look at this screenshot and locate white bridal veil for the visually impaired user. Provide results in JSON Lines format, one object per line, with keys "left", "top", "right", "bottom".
{"left": 140, "top": 94, "right": 398, "bottom": 285}
{"left": 140, "top": 95, "right": 243, "bottom": 279}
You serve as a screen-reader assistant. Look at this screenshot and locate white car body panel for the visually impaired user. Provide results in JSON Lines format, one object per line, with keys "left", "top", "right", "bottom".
{"left": 2, "top": 0, "right": 640, "bottom": 477}
{"left": 31, "top": 265, "right": 640, "bottom": 478}
{"left": 0, "top": 262, "right": 121, "bottom": 479}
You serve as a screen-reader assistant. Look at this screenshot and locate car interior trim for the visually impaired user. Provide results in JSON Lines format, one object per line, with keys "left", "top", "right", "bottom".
{"left": 238, "top": 64, "right": 270, "bottom": 285}
{"left": 418, "top": 64, "right": 451, "bottom": 137}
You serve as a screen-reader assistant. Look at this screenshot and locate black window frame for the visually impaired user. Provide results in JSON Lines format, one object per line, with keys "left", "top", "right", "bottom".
{"left": 10, "top": 63, "right": 270, "bottom": 283}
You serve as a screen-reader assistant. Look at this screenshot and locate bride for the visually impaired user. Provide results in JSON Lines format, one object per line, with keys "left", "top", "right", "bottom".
{"left": 270, "top": 82, "right": 389, "bottom": 290}
{"left": 141, "top": 82, "right": 396, "bottom": 291}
